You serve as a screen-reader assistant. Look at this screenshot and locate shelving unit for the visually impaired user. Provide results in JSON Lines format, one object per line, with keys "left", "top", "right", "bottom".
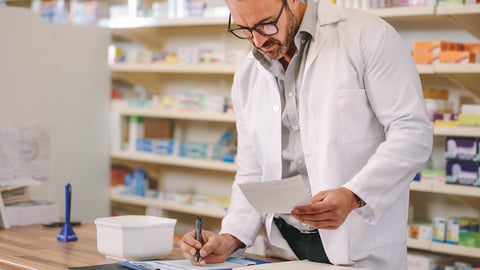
{"left": 105, "top": 8, "right": 245, "bottom": 234}
{"left": 104, "top": 3, "right": 480, "bottom": 259}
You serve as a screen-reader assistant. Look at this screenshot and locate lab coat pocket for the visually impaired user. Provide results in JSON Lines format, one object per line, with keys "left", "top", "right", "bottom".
{"left": 337, "top": 89, "right": 383, "bottom": 144}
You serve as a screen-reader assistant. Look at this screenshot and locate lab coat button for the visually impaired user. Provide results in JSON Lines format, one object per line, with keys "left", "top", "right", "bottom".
{"left": 294, "top": 125, "right": 300, "bottom": 131}
{"left": 297, "top": 159, "right": 304, "bottom": 165}
{"left": 288, "top": 91, "right": 294, "bottom": 98}
{"left": 273, "top": 105, "right": 280, "bottom": 112}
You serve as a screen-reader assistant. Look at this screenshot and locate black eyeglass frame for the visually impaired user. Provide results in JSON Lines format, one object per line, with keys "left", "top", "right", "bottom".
{"left": 227, "top": 0, "right": 286, "bottom": 40}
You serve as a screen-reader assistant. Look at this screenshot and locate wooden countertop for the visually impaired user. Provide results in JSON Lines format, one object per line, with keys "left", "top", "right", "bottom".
{"left": 0, "top": 223, "right": 186, "bottom": 270}
{"left": 0, "top": 224, "right": 281, "bottom": 270}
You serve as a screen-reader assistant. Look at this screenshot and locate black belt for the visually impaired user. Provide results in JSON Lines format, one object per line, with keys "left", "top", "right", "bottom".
{"left": 273, "top": 217, "right": 332, "bottom": 264}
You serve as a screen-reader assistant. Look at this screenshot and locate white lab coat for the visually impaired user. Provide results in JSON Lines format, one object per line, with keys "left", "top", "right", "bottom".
{"left": 220, "top": 1, "right": 433, "bottom": 269}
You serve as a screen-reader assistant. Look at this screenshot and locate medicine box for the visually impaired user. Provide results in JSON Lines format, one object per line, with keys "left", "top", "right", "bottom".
{"left": 444, "top": 137, "right": 480, "bottom": 161}
{"left": 432, "top": 217, "right": 446, "bottom": 243}
{"left": 446, "top": 217, "right": 479, "bottom": 245}
{"left": 154, "top": 139, "right": 175, "bottom": 155}
{"left": 445, "top": 160, "right": 480, "bottom": 186}
{"left": 440, "top": 51, "right": 476, "bottom": 64}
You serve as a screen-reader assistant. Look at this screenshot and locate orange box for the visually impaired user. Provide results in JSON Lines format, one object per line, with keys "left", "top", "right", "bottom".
{"left": 464, "top": 43, "right": 480, "bottom": 53}
{"left": 440, "top": 51, "right": 475, "bottom": 64}
{"left": 413, "top": 41, "right": 464, "bottom": 53}
{"left": 413, "top": 40, "right": 450, "bottom": 53}
{"left": 413, "top": 51, "right": 439, "bottom": 64}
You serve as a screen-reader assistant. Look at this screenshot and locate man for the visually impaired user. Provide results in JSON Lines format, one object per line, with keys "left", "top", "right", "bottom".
{"left": 180, "top": 0, "right": 432, "bottom": 268}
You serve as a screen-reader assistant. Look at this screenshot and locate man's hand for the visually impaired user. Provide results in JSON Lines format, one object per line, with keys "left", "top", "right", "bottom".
{"left": 179, "top": 230, "right": 244, "bottom": 265}
{"left": 291, "top": 187, "right": 359, "bottom": 229}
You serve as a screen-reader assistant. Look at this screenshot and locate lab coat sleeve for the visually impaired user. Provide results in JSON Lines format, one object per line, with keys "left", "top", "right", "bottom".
{"left": 342, "top": 18, "right": 433, "bottom": 224}
{"left": 219, "top": 62, "right": 263, "bottom": 247}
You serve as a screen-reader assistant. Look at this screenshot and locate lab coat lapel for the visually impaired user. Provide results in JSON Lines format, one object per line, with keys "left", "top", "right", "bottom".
{"left": 304, "top": 0, "right": 346, "bottom": 74}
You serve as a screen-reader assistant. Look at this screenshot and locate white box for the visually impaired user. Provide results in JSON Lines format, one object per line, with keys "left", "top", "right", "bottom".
{"left": 95, "top": 215, "right": 177, "bottom": 260}
{"left": 5, "top": 201, "right": 59, "bottom": 227}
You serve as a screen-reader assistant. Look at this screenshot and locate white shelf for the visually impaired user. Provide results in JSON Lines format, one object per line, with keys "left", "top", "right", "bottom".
{"left": 433, "top": 126, "right": 480, "bottom": 137}
{"left": 410, "top": 181, "right": 433, "bottom": 192}
{"left": 110, "top": 192, "right": 227, "bottom": 218}
{"left": 410, "top": 181, "right": 480, "bottom": 198}
{"left": 111, "top": 151, "right": 238, "bottom": 172}
{"left": 111, "top": 63, "right": 237, "bottom": 74}
{"left": 408, "top": 238, "right": 480, "bottom": 259}
{"left": 99, "top": 16, "right": 228, "bottom": 29}
{"left": 434, "top": 64, "right": 480, "bottom": 74}
{"left": 368, "top": 6, "right": 435, "bottom": 18}
{"left": 436, "top": 4, "right": 480, "bottom": 39}
{"left": 112, "top": 107, "right": 236, "bottom": 123}
{"left": 367, "top": 5, "right": 480, "bottom": 38}
{"left": 418, "top": 64, "right": 480, "bottom": 74}
{"left": 417, "top": 64, "right": 435, "bottom": 74}
{"left": 436, "top": 3, "right": 480, "bottom": 15}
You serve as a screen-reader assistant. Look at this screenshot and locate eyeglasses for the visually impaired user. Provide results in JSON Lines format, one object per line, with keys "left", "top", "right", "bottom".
{"left": 227, "top": 0, "right": 286, "bottom": 40}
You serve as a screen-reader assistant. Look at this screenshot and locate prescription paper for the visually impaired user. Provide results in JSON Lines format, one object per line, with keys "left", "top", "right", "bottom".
{"left": 236, "top": 260, "right": 371, "bottom": 270}
{"left": 238, "top": 176, "right": 311, "bottom": 214}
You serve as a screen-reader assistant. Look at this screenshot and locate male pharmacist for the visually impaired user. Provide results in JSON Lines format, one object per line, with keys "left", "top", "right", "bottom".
{"left": 180, "top": 0, "right": 432, "bottom": 268}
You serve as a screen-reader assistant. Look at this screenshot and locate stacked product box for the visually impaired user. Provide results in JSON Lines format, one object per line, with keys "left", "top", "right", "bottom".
{"left": 444, "top": 136, "right": 480, "bottom": 187}
{"left": 412, "top": 41, "right": 480, "bottom": 64}
{"left": 432, "top": 216, "right": 480, "bottom": 247}
{"left": 178, "top": 142, "right": 209, "bottom": 159}
{"left": 155, "top": 139, "right": 176, "bottom": 156}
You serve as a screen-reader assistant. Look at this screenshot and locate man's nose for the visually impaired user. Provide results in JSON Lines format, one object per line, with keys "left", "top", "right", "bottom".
{"left": 251, "top": 31, "right": 268, "bottom": 48}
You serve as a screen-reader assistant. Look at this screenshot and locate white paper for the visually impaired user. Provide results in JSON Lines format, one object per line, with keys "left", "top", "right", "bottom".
{"left": 124, "top": 257, "right": 256, "bottom": 270}
{"left": 238, "top": 176, "right": 311, "bottom": 214}
{"left": 0, "top": 124, "right": 49, "bottom": 185}
{"left": 236, "top": 260, "right": 371, "bottom": 270}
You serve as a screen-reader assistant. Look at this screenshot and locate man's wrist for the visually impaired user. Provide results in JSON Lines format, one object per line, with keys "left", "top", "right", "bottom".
{"left": 221, "top": 233, "right": 245, "bottom": 254}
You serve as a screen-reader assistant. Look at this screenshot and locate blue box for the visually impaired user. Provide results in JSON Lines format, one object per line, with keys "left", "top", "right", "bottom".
{"left": 445, "top": 159, "right": 480, "bottom": 186}
{"left": 445, "top": 137, "right": 480, "bottom": 161}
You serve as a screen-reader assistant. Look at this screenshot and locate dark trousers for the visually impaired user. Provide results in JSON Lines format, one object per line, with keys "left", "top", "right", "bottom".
{"left": 273, "top": 217, "right": 332, "bottom": 264}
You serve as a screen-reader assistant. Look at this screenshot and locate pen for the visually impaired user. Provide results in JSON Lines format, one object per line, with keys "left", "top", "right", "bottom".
{"left": 195, "top": 216, "right": 202, "bottom": 262}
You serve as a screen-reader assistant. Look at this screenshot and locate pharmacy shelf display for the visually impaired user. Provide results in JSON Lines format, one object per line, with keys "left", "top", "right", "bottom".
{"left": 105, "top": 4, "right": 480, "bottom": 259}
{"left": 106, "top": 11, "right": 243, "bottom": 230}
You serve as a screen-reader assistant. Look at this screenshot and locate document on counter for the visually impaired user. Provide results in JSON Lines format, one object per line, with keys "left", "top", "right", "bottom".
{"left": 238, "top": 176, "right": 311, "bottom": 214}
{"left": 235, "top": 260, "right": 371, "bottom": 270}
{"left": 118, "top": 257, "right": 269, "bottom": 270}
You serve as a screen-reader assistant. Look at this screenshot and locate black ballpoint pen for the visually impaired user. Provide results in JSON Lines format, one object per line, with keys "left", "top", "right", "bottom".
{"left": 195, "top": 216, "right": 202, "bottom": 262}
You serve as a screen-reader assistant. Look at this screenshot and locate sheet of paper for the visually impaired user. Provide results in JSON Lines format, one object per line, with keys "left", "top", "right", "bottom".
{"left": 238, "top": 175, "right": 311, "bottom": 214}
{"left": 235, "top": 260, "right": 371, "bottom": 270}
{"left": 120, "top": 257, "right": 257, "bottom": 270}
{"left": 0, "top": 124, "right": 49, "bottom": 185}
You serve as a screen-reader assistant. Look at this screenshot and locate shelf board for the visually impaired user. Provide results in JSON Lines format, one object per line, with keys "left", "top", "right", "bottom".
{"left": 407, "top": 238, "right": 480, "bottom": 259}
{"left": 430, "top": 242, "right": 480, "bottom": 258}
{"left": 410, "top": 181, "right": 480, "bottom": 198}
{"left": 111, "top": 63, "right": 237, "bottom": 74}
{"left": 368, "top": 6, "right": 436, "bottom": 18}
{"left": 417, "top": 64, "right": 435, "bottom": 74}
{"left": 410, "top": 181, "right": 433, "bottom": 192}
{"left": 433, "top": 125, "right": 480, "bottom": 137}
{"left": 436, "top": 4, "right": 480, "bottom": 39}
{"left": 111, "top": 151, "right": 238, "bottom": 172}
{"left": 112, "top": 107, "right": 236, "bottom": 123}
{"left": 99, "top": 16, "right": 228, "bottom": 29}
{"left": 407, "top": 238, "right": 431, "bottom": 250}
{"left": 110, "top": 192, "right": 227, "bottom": 218}
{"left": 434, "top": 63, "right": 480, "bottom": 74}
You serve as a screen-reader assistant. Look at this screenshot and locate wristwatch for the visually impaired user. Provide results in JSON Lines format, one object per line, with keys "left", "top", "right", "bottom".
{"left": 354, "top": 193, "right": 366, "bottom": 208}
